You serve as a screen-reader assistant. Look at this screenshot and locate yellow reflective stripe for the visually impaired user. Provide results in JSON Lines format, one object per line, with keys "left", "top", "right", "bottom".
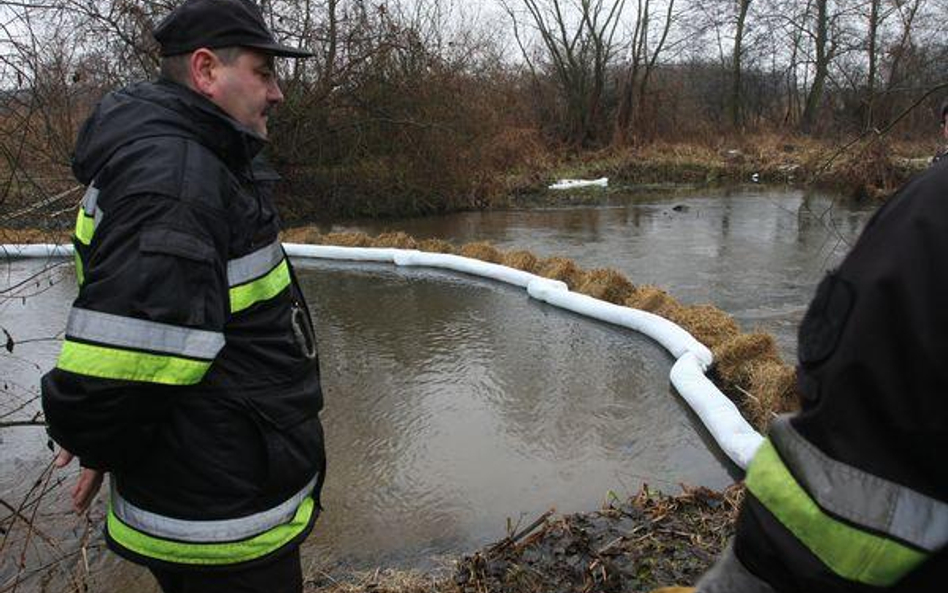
{"left": 75, "top": 209, "right": 95, "bottom": 246}
{"left": 229, "top": 259, "right": 290, "bottom": 313}
{"left": 747, "top": 440, "right": 927, "bottom": 586}
{"left": 56, "top": 340, "right": 211, "bottom": 386}
{"left": 74, "top": 251, "right": 84, "bottom": 287}
{"left": 107, "top": 497, "right": 314, "bottom": 565}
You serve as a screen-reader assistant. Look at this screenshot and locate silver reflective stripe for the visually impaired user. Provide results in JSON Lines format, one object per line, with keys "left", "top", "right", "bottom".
{"left": 94, "top": 205, "right": 104, "bottom": 228}
{"left": 227, "top": 240, "right": 284, "bottom": 286}
{"left": 771, "top": 416, "right": 948, "bottom": 552}
{"left": 110, "top": 473, "right": 318, "bottom": 543}
{"left": 81, "top": 185, "right": 99, "bottom": 215}
{"left": 697, "top": 543, "right": 777, "bottom": 593}
{"left": 66, "top": 308, "right": 225, "bottom": 360}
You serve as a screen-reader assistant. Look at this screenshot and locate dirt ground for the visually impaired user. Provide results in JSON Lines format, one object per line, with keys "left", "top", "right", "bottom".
{"left": 308, "top": 485, "right": 742, "bottom": 593}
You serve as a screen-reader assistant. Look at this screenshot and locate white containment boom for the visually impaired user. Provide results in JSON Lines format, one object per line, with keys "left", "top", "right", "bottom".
{"left": 7, "top": 242, "right": 764, "bottom": 469}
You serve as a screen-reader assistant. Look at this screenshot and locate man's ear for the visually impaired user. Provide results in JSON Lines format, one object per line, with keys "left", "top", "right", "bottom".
{"left": 189, "top": 48, "right": 219, "bottom": 97}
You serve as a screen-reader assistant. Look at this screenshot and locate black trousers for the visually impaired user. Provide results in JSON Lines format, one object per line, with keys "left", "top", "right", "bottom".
{"left": 148, "top": 547, "right": 302, "bottom": 593}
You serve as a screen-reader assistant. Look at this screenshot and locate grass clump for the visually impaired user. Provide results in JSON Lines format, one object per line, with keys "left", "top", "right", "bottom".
{"left": 372, "top": 232, "right": 418, "bottom": 249}
{"left": 669, "top": 304, "right": 740, "bottom": 349}
{"left": 501, "top": 250, "right": 540, "bottom": 273}
{"left": 281, "top": 226, "right": 322, "bottom": 244}
{"left": 417, "top": 238, "right": 456, "bottom": 254}
{"left": 322, "top": 232, "right": 372, "bottom": 247}
{"left": 460, "top": 241, "right": 504, "bottom": 263}
{"left": 576, "top": 268, "right": 635, "bottom": 304}
{"left": 625, "top": 285, "right": 684, "bottom": 319}
{"left": 536, "top": 257, "right": 586, "bottom": 289}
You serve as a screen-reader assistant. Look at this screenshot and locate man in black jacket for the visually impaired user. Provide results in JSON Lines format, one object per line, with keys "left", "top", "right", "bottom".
{"left": 693, "top": 152, "right": 948, "bottom": 591}
{"left": 41, "top": 1, "right": 325, "bottom": 591}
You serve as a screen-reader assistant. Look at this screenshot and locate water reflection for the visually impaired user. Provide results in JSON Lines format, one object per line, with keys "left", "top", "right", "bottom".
{"left": 296, "top": 262, "right": 732, "bottom": 568}
{"left": 330, "top": 187, "right": 874, "bottom": 357}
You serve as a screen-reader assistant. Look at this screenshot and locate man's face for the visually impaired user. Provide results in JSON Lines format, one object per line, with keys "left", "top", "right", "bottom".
{"left": 209, "top": 49, "right": 283, "bottom": 138}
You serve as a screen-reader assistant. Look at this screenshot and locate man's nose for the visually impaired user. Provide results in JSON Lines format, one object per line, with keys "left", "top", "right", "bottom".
{"left": 268, "top": 79, "right": 284, "bottom": 104}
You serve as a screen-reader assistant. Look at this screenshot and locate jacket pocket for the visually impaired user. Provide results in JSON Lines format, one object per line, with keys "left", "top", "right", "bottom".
{"left": 136, "top": 227, "right": 216, "bottom": 327}
{"left": 244, "top": 388, "right": 324, "bottom": 496}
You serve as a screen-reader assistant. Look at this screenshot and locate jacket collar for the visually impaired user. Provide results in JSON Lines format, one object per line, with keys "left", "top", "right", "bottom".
{"left": 72, "top": 79, "right": 267, "bottom": 184}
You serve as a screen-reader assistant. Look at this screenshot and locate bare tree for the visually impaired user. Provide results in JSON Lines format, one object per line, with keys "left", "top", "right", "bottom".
{"left": 730, "top": 0, "right": 752, "bottom": 129}
{"left": 504, "top": 0, "right": 625, "bottom": 146}
{"left": 614, "top": 0, "right": 676, "bottom": 144}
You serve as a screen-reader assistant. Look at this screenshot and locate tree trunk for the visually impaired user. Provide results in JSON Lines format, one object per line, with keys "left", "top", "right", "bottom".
{"left": 800, "top": 0, "right": 828, "bottom": 133}
{"left": 730, "top": 0, "right": 752, "bottom": 130}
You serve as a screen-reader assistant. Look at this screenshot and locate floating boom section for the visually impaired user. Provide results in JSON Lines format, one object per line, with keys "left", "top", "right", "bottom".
{"left": 7, "top": 242, "right": 764, "bottom": 469}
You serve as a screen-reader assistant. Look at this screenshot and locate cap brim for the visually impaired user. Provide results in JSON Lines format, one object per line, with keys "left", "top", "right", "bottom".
{"left": 243, "top": 41, "right": 315, "bottom": 58}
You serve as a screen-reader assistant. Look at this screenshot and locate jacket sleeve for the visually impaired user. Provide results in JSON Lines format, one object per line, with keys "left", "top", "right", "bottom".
{"left": 42, "top": 188, "right": 229, "bottom": 472}
{"left": 699, "top": 162, "right": 948, "bottom": 592}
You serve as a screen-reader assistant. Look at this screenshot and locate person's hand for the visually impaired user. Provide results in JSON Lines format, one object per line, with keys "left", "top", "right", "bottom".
{"left": 54, "top": 448, "right": 105, "bottom": 514}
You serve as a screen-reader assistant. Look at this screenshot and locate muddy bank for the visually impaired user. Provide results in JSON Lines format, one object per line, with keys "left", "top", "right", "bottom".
{"left": 309, "top": 485, "right": 740, "bottom": 593}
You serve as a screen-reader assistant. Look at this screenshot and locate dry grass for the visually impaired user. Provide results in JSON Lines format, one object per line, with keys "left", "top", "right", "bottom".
{"left": 309, "top": 570, "right": 447, "bottom": 593}
{"left": 711, "top": 333, "right": 799, "bottom": 428}
{"left": 501, "top": 250, "right": 540, "bottom": 273}
{"left": 536, "top": 257, "right": 586, "bottom": 289}
{"left": 575, "top": 268, "right": 635, "bottom": 304}
{"left": 625, "top": 285, "right": 685, "bottom": 319}
{"left": 282, "top": 226, "right": 323, "bottom": 244}
{"left": 746, "top": 360, "right": 798, "bottom": 428}
{"left": 0, "top": 227, "right": 71, "bottom": 244}
{"left": 322, "top": 232, "right": 373, "bottom": 247}
{"left": 372, "top": 232, "right": 418, "bottom": 249}
{"left": 459, "top": 241, "right": 504, "bottom": 264}
{"left": 669, "top": 305, "right": 741, "bottom": 349}
{"left": 712, "top": 333, "right": 781, "bottom": 387}
{"left": 417, "top": 238, "right": 456, "bottom": 254}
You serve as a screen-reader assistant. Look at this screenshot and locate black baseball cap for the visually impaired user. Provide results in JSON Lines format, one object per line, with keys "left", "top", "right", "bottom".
{"left": 154, "top": 0, "right": 314, "bottom": 58}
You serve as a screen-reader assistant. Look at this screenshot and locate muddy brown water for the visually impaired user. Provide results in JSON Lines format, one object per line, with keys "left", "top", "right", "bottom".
{"left": 0, "top": 186, "right": 874, "bottom": 590}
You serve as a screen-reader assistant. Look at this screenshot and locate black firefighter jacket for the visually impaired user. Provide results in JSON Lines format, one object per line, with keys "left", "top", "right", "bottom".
{"left": 41, "top": 79, "right": 326, "bottom": 569}
{"left": 698, "top": 158, "right": 948, "bottom": 591}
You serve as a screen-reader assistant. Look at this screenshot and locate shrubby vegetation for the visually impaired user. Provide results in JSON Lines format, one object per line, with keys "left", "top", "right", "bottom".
{"left": 0, "top": 0, "right": 946, "bottom": 222}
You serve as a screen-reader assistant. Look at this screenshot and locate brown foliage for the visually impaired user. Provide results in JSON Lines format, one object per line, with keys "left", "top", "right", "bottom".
{"left": 536, "top": 257, "right": 586, "bottom": 289}
{"left": 575, "top": 268, "right": 635, "bottom": 304}
{"left": 280, "top": 226, "right": 322, "bottom": 244}
{"left": 321, "top": 232, "right": 372, "bottom": 247}
{"left": 501, "top": 250, "right": 540, "bottom": 273}
{"left": 625, "top": 285, "right": 684, "bottom": 319}
{"left": 669, "top": 305, "right": 741, "bottom": 349}
{"left": 416, "top": 238, "right": 456, "bottom": 254}
{"left": 712, "top": 333, "right": 781, "bottom": 387}
{"left": 459, "top": 241, "right": 504, "bottom": 264}
{"left": 372, "top": 232, "right": 418, "bottom": 249}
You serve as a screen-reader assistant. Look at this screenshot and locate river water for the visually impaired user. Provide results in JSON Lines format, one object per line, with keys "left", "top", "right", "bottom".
{"left": 0, "top": 186, "right": 874, "bottom": 590}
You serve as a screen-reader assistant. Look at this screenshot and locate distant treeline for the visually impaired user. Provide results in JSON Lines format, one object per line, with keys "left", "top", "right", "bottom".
{"left": 0, "top": 0, "right": 945, "bottom": 220}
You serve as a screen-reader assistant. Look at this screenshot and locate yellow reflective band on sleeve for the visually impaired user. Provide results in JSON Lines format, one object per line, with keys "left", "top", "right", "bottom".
{"left": 56, "top": 340, "right": 211, "bottom": 386}
{"left": 107, "top": 497, "right": 314, "bottom": 565}
{"left": 746, "top": 440, "right": 927, "bottom": 586}
{"left": 229, "top": 258, "right": 290, "bottom": 313}
{"left": 74, "top": 251, "right": 84, "bottom": 287}
{"left": 75, "top": 209, "right": 96, "bottom": 246}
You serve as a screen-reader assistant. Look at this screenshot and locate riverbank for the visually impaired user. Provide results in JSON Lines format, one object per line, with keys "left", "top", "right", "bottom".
{"left": 308, "top": 485, "right": 739, "bottom": 593}
{"left": 270, "top": 135, "right": 931, "bottom": 221}
{"left": 500, "top": 135, "right": 930, "bottom": 209}
{"left": 0, "top": 136, "right": 927, "bottom": 228}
